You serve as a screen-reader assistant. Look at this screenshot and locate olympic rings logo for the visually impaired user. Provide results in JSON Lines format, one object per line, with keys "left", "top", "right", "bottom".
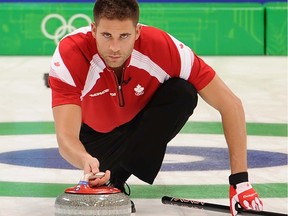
{"left": 41, "top": 13, "right": 92, "bottom": 45}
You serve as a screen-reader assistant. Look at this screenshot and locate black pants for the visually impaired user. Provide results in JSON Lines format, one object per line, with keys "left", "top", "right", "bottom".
{"left": 80, "top": 78, "right": 198, "bottom": 184}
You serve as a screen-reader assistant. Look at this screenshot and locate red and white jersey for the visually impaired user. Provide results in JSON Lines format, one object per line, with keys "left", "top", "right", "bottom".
{"left": 49, "top": 25, "right": 215, "bottom": 132}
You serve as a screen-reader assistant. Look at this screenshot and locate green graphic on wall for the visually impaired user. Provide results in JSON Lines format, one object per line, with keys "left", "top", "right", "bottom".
{"left": 0, "top": 3, "right": 93, "bottom": 55}
{"left": 140, "top": 3, "right": 264, "bottom": 55}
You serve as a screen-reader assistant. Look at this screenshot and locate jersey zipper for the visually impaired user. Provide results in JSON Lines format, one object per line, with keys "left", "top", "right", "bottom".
{"left": 111, "top": 70, "right": 125, "bottom": 107}
{"left": 118, "top": 84, "right": 125, "bottom": 107}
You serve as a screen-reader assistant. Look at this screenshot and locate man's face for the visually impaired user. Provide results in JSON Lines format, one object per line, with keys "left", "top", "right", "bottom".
{"left": 91, "top": 18, "right": 141, "bottom": 69}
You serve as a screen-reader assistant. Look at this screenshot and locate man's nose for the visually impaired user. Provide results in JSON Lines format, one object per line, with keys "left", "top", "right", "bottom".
{"left": 109, "top": 39, "right": 120, "bottom": 52}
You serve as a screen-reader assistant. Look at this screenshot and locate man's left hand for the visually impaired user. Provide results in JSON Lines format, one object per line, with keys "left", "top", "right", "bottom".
{"left": 229, "top": 182, "right": 263, "bottom": 216}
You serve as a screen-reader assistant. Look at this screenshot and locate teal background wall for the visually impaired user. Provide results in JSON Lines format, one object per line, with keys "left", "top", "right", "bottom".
{"left": 0, "top": 2, "right": 287, "bottom": 55}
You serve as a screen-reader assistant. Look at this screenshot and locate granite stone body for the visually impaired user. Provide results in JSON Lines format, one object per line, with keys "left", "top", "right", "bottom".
{"left": 55, "top": 192, "right": 131, "bottom": 216}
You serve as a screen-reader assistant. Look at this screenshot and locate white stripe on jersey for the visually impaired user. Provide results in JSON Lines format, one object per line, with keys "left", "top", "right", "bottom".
{"left": 50, "top": 26, "right": 94, "bottom": 93}
{"left": 130, "top": 49, "right": 170, "bottom": 83}
{"left": 61, "top": 26, "right": 91, "bottom": 40}
{"left": 49, "top": 47, "right": 76, "bottom": 87}
{"left": 169, "top": 34, "right": 194, "bottom": 80}
{"left": 81, "top": 54, "right": 106, "bottom": 100}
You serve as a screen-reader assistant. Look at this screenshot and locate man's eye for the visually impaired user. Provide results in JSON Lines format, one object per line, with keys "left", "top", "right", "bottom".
{"left": 120, "top": 34, "right": 129, "bottom": 39}
{"left": 103, "top": 33, "right": 111, "bottom": 38}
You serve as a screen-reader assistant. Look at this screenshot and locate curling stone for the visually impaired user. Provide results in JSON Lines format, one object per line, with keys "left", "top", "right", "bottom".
{"left": 55, "top": 173, "right": 131, "bottom": 216}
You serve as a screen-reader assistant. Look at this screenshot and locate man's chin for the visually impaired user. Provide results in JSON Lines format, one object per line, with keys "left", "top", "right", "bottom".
{"left": 106, "top": 62, "right": 124, "bottom": 70}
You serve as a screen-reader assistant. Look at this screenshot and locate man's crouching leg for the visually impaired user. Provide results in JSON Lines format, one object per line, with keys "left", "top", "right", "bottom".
{"left": 120, "top": 78, "right": 198, "bottom": 184}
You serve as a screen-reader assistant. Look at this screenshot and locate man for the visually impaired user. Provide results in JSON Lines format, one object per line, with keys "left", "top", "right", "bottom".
{"left": 49, "top": 0, "right": 263, "bottom": 215}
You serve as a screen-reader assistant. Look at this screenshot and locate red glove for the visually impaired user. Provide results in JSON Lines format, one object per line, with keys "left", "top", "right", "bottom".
{"left": 229, "top": 172, "right": 263, "bottom": 216}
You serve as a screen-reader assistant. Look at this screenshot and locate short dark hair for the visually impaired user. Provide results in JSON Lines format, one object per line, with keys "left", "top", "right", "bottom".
{"left": 93, "top": 0, "right": 139, "bottom": 26}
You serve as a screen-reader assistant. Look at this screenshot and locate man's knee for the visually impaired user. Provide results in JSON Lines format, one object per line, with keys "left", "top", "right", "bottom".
{"left": 162, "top": 78, "right": 198, "bottom": 109}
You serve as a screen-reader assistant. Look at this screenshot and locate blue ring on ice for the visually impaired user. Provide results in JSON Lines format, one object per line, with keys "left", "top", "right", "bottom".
{"left": 0, "top": 147, "right": 286, "bottom": 171}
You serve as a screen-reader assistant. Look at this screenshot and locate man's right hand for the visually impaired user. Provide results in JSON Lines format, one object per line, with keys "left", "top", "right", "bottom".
{"left": 83, "top": 156, "right": 100, "bottom": 174}
{"left": 88, "top": 170, "right": 111, "bottom": 187}
{"left": 83, "top": 156, "right": 111, "bottom": 187}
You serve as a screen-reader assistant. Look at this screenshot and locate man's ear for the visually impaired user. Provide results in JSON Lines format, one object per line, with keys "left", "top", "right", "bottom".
{"left": 135, "top": 24, "right": 142, "bottom": 40}
{"left": 91, "top": 22, "right": 97, "bottom": 39}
